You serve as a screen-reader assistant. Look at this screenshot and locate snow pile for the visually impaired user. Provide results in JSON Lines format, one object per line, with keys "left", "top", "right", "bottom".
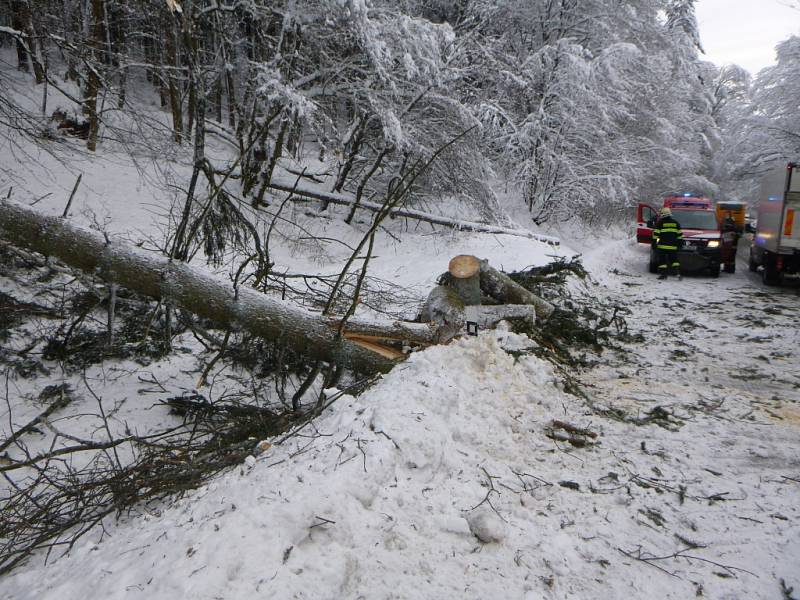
{"left": 2, "top": 330, "right": 581, "bottom": 598}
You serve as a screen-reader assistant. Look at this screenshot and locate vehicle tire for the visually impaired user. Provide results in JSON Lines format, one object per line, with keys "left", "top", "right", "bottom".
{"left": 762, "top": 255, "right": 779, "bottom": 286}
{"left": 748, "top": 250, "right": 757, "bottom": 272}
{"left": 724, "top": 262, "right": 736, "bottom": 274}
{"left": 709, "top": 264, "right": 720, "bottom": 278}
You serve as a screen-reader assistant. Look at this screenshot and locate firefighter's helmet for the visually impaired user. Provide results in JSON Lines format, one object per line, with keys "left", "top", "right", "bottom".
{"left": 660, "top": 207, "right": 672, "bottom": 216}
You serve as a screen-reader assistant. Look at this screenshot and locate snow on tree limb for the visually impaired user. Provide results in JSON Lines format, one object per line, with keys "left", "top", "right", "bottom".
{"left": 268, "top": 177, "right": 561, "bottom": 245}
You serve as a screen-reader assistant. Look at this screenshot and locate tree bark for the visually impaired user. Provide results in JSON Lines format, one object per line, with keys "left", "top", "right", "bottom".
{"left": 11, "top": 0, "right": 44, "bottom": 83}
{"left": 448, "top": 254, "right": 481, "bottom": 305}
{"left": 0, "top": 200, "right": 435, "bottom": 374}
{"left": 478, "top": 260, "right": 554, "bottom": 319}
{"left": 331, "top": 115, "right": 367, "bottom": 195}
{"left": 463, "top": 304, "right": 537, "bottom": 329}
{"left": 221, "top": 36, "right": 237, "bottom": 128}
{"left": 420, "top": 285, "right": 465, "bottom": 342}
{"left": 10, "top": 4, "right": 31, "bottom": 73}
{"left": 164, "top": 13, "right": 183, "bottom": 143}
{"left": 267, "top": 178, "right": 560, "bottom": 245}
{"left": 253, "top": 117, "right": 289, "bottom": 208}
{"left": 345, "top": 146, "right": 391, "bottom": 224}
{"left": 85, "top": 0, "right": 106, "bottom": 151}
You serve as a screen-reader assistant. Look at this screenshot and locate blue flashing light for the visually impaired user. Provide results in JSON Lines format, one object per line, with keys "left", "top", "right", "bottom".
{"left": 683, "top": 192, "right": 692, "bottom": 197}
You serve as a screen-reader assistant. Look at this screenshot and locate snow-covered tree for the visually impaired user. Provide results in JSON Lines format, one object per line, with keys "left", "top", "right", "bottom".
{"left": 751, "top": 36, "right": 800, "bottom": 160}
{"left": 0, "top": 0, "right": 730, "bottom": 225}
{"left": 706, "top": 64, "right": 757, "bottom": 202}
{"left": 442, "top": 0, "right": 720, "bottom": 221}
{"left": 710, "top": 35, "right": 800, "bottom": 204}
{"left": 665, "top": 0, "right": 704, "bottom": 53}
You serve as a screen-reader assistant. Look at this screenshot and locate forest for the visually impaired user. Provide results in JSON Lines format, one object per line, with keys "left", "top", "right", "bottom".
{"left": 2, "top": 0, "right": 797, "bottom": 231}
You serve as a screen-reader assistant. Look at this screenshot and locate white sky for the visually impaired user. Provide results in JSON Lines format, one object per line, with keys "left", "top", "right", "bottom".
{"left": 695, "top": 0, "right": 799, "bottom": 74}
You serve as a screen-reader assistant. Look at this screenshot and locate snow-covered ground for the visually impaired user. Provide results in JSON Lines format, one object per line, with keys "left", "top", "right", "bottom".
{"left": 2, "top": 53, "right": 799, "bottom": 600}
{"left": 2, "top": 223, "right": 798, "bottom": 599}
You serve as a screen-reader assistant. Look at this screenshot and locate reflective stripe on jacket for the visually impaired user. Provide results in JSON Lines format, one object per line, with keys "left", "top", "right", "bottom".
{"left": 654, "top": 216, "right": 683, "bottom": 250}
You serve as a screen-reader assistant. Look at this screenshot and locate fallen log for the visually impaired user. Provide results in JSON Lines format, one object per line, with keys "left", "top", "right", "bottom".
{"left": 464, "top": 304, "right": 537, "bottom": 329}
{"left": 267, "top": 178, "right": 560, "bottom": 246}
{"left": 322, "top": 315, "right": 437, "bottom": 346}
{"left": 0, "top": 200, "right": 438, "bottom": 374}
{"left": 479, "top": 260, "right": 554, "bottom": 319}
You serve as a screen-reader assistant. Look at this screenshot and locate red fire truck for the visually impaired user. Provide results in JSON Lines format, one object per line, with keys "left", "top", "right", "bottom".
{"left": 636, "top": 193, "right": 730, "bottom": 277}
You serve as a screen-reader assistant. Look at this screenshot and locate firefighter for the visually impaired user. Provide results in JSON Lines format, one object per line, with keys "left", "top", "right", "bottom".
{"left": 653, "top": 207, "right": 683, "bottom": 280}
{"left": 720, "top": 211, "right": 739, "bottom": 271}
{"left": 722, "top": 211, "right": 736, "bottom": 232}
{"left": 722, "top": 211, "right": 739, "bottom": 244}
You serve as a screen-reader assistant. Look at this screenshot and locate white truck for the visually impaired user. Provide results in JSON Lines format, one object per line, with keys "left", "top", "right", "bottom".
{"left": 749, "top": 162, "right": 800, "bottom": 285}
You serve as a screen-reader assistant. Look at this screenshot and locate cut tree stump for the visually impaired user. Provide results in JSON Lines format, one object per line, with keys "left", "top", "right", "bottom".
{"left": 420, "top": 285, "right": 466, "bottom": 342}
{"left": 423, "top": 255, "right": 555, "bottom": 338}
{"left": 448, "top": 254, "right": 481, "bottom": 306}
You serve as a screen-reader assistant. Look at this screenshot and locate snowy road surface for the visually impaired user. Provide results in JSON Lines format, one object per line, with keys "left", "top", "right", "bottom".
{"left": 582, "top": 239, "right": 800, "bottom": 596}
{"left": 2, "top": 237, "right": 799, "bottom": 600}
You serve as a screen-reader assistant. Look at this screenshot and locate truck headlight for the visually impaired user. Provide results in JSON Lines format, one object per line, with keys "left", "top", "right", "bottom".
{"left": 707, "top": 240, "right": 720, "bottom": 248}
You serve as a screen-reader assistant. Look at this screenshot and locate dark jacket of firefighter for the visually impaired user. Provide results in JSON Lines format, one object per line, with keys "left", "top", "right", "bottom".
{"left": 653, "top": 216, "right": 683, "bottom": 250}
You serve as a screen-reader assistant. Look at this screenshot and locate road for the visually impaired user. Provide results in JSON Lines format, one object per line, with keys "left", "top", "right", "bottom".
{"left": 736, "top": 233, "right": 800, "bottom": 292}
{"left": 587, "top": 236, "right": 800, "bottom": 416}
{"left": 573, "top": 236, "right": 800, "bottom": 597}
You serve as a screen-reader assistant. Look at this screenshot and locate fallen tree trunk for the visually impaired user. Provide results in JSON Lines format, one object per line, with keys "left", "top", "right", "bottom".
{"left": 464, "top": 304, "right": 537, "bottom": 329}
{"left": 268, "top": 178, "right": 560, "bottom": 246}
{"left": 0, "top": 200, "right": 438, "bottom": 374}
{"left": 479, "top": 260, "right": 554, "bottom": 319}
{"left": 324, "top": 316, "right": 439, "bottom": 346}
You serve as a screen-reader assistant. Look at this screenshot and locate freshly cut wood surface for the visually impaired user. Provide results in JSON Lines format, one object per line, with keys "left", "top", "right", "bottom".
{"left": 448, "top": 254, "right": 480, "bottom": 279}
{"left": 342, "top": 333, "right": 407, "bottom": 360}
{"left": 448, "top": 254, "right": 482, "bottom": 305}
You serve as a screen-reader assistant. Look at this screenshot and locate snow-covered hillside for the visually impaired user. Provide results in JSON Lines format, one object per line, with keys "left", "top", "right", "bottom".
{"left": 2, "top": 214, "right": 799, "bottom": 599}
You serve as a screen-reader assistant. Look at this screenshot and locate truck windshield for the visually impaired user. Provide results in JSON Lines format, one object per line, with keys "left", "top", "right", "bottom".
{"left": 673, "top": 210, "right": 718, "bottom": 230}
